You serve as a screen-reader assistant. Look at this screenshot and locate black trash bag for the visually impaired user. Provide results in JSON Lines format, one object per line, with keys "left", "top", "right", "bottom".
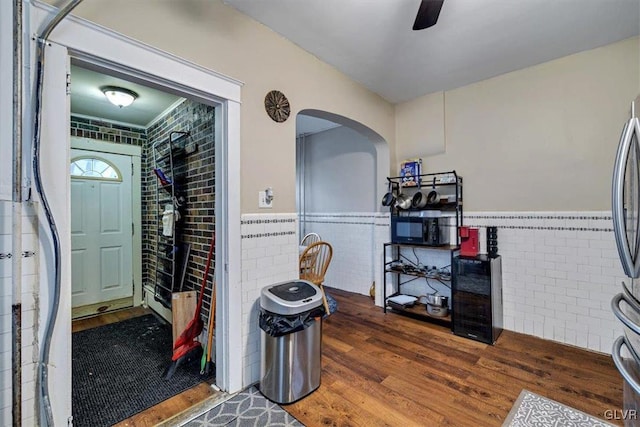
{"left": 259, "top": 306, "right": 325, "bottom": 338}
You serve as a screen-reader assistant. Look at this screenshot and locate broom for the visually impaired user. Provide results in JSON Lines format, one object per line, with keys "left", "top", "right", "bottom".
{"left": 163, "top": 232, "right": 215, "bottom": 379}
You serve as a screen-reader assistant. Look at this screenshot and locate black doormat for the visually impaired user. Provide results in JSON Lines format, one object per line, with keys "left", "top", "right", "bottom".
{"left": 72, "top": 313, "right": 213, "bottom": 427}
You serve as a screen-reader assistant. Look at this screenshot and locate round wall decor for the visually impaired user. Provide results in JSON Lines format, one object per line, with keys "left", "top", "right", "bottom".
{"left": 264, "top": 90, "right": 290, "bottom": 123}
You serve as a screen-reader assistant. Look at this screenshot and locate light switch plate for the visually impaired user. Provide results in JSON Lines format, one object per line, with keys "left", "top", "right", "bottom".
{"left": 259, "top": 191, "right": 272, "bottom": 208}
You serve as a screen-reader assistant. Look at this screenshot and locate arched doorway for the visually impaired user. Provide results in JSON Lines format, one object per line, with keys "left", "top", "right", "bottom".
{"left": 296, "top": 109, "right": 390, "bottom": 305}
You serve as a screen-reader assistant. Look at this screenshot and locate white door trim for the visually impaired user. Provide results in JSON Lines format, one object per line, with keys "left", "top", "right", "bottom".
{"left": 215, "top": 101, "right": 243, "bottom": 392}
{"left": 29, "top": 2, "right": 243, "bottom": 424}
{"left": 32, "top": 40, "right": 72, "bottom": 427}
{"left": 30, "top": 1, "right": 242, "bottom": 102}
{"left": 70, "top": 139, "right": 143, "bottom": 307}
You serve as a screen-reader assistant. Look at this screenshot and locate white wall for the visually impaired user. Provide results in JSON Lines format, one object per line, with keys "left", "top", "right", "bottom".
{"left": 62, "top": 0, "right": 396, "bottom": 214}
{"left": 301, "top": 213, "right": 376, "bottom": 297}
{"left": 302, "top": 126, "right": 376, "bottom": 213}
{"left": 294, "top": 38, "right": 640, "bottom": 335}
{"left": 0, "top": 0, "right": 12, "bottom": 200}
{"left": 299, "top": 125, "right": 380, "bottom": 297}
{"left": 395, "top": 37, "right": 640, "bottom": 212}
{"left": 378, "top": 210, "right": 624, "bottom": 354}
{"left": 16, "top": 6, "right": 635, "bottom": 412}
{"left": 240, "top": 213, "right": 298, "bottom": 385}
{"left": 1, "top": 3, "right": 41, "bottom": 424}
{"left": 465, "top": 211, "right": 624, "bottom": 354}
{"left": 0, "top": 202, "right": 40, "bottom": 426}
{"left": 395, "top": 91, "right": 446, "bottom": 161}
{"left": 388, "top": 37, "right": 640, "bottom": 354}
{"left": 18, "top": 5, "right": 245, "bottom": 424}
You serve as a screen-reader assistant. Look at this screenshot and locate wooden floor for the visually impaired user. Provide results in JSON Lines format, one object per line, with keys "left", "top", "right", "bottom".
{"left": 283, "top": 288, "right": 624, "bottom": 427}
{"left": 73, "top": 290, "right": 624, "bottom": 427}
{"left": 72, "top": 307, "right": 221, "bottom": 427}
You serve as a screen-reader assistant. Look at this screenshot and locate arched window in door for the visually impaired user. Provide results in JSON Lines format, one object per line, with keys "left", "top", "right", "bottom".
{"left": 70, "top": 156, "right": 122, "bottom": 181}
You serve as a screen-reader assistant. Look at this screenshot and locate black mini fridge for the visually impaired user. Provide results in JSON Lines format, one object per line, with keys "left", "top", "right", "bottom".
{"left": 452, "top": 255, "right": 503, "bottom": 344}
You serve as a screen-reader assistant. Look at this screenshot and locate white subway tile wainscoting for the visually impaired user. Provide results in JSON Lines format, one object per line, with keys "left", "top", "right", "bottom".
{"left": 463, "top": 211, "right": 623, "bottom": 355}
{"left": 300, "top": 213, "right": 387, "bottom": 297}
{"left": 0, "top": 201, "right": 39, "bottom": 426}
{"left": 240, "top": 213, "right": 299, "bottom": 385}
{"left": 302, "top": 210, "right": 623, "bottom": 355}
{"left": 242, "top": 210, "right": 622, "bottom": 386}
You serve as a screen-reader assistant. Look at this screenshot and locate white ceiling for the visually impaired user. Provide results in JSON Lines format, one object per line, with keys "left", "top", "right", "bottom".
{"left": 225, "top": 0, "right": 640, "bottom": 103}
{"left": 70, "top": 64, "right": 183, "bottom": 128}
{"left": 70, "top": 1, "right": 639, "bottom": 133}
{"left": 296, "top": 115, "right": 341, "bottom": 136}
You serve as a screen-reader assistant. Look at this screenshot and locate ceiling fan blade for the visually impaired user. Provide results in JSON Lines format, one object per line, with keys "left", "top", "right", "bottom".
{"left": 413, "top": 0, "right": 444, "bottom": 30}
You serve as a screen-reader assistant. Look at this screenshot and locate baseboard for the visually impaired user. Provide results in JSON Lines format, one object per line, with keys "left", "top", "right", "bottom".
{"left": 143, "top": 285, "right": 173, "bottom": 323}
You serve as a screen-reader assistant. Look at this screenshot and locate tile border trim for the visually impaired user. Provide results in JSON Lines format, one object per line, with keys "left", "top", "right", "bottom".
{"left": 462, "top": 223, "right": 613, "bottom": 232}
{"left": 240, "top": 218, "right": 296, "bottom": 225}
{"left": 241, "top": 231, "right": 296, "bottom": 239}
{"left": 466, "top": 214, "right": 611, "bottom": 220}
{"left": 303, "top": 220, "right": 376, "bottom": 226}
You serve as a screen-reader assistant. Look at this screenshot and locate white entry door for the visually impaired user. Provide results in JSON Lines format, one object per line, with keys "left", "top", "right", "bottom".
{"left": 70, "top": 149, "right": 134, "bottom": 307}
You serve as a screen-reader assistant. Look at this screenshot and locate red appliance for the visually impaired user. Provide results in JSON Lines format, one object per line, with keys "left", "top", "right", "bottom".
{"left": 459, "top": 226, "right": 479, "bottom": 257}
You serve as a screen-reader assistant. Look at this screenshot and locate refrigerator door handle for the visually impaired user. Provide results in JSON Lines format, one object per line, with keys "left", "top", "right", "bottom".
{"left": 612, "top": 292, "right": 640, "bottom": 336}
{"left": 612, "top": 336, "right": 640, "bottom": 395}
{"left": 612, "top": 117, "right": 640, "bottom": 278}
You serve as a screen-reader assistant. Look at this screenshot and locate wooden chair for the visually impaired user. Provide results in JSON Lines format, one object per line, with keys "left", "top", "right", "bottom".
{"left": 300, "top": 232, "right": 321, "bottom": 247}
{"left": 299, "top": 241, "right": 333, "bottom": 315}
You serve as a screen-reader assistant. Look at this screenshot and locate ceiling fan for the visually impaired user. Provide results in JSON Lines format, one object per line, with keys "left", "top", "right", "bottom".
{"left": 413, "top": 0, "right": 445, "bottom": 30}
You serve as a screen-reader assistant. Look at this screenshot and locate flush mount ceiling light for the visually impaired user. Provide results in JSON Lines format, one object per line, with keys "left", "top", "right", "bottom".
{"left": 101, "top": 86, "right": 138, "bottom": 108}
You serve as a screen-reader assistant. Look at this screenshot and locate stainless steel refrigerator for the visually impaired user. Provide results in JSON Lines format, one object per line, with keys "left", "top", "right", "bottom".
{"left": 611, "top": 95, "right": 640, "bottom": 424}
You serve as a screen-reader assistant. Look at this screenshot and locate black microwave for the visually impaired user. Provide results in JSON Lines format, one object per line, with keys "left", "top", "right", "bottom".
{"left": 391, "top": 216, "right": 449, "bottom": 246}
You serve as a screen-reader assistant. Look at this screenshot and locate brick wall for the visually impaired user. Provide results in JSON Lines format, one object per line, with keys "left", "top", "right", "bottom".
{"left": 70, "top": 101, "right": 216, "bottom": 321}
{"left": 70, "top": 116, "right": 146, "bottom": 146}
{"left": 144, "top": 100, "right": 216, "bottom": 320}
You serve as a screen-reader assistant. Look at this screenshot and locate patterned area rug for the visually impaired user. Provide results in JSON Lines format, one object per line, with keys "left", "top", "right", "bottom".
{"left": 503, "top": 390, "right": 615, "bottom": 427}
{"left": 183, "top": 386, "right": 304, "bottom": 427}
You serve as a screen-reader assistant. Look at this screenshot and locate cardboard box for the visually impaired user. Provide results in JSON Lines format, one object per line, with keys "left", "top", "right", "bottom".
{"left": 400, "top": 158, "right": 422, "bottom": 187}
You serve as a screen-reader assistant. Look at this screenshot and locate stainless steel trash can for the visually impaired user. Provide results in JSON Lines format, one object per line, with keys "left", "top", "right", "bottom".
{"left": 259, "top": 280, "right": 324, "bottom": 404}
